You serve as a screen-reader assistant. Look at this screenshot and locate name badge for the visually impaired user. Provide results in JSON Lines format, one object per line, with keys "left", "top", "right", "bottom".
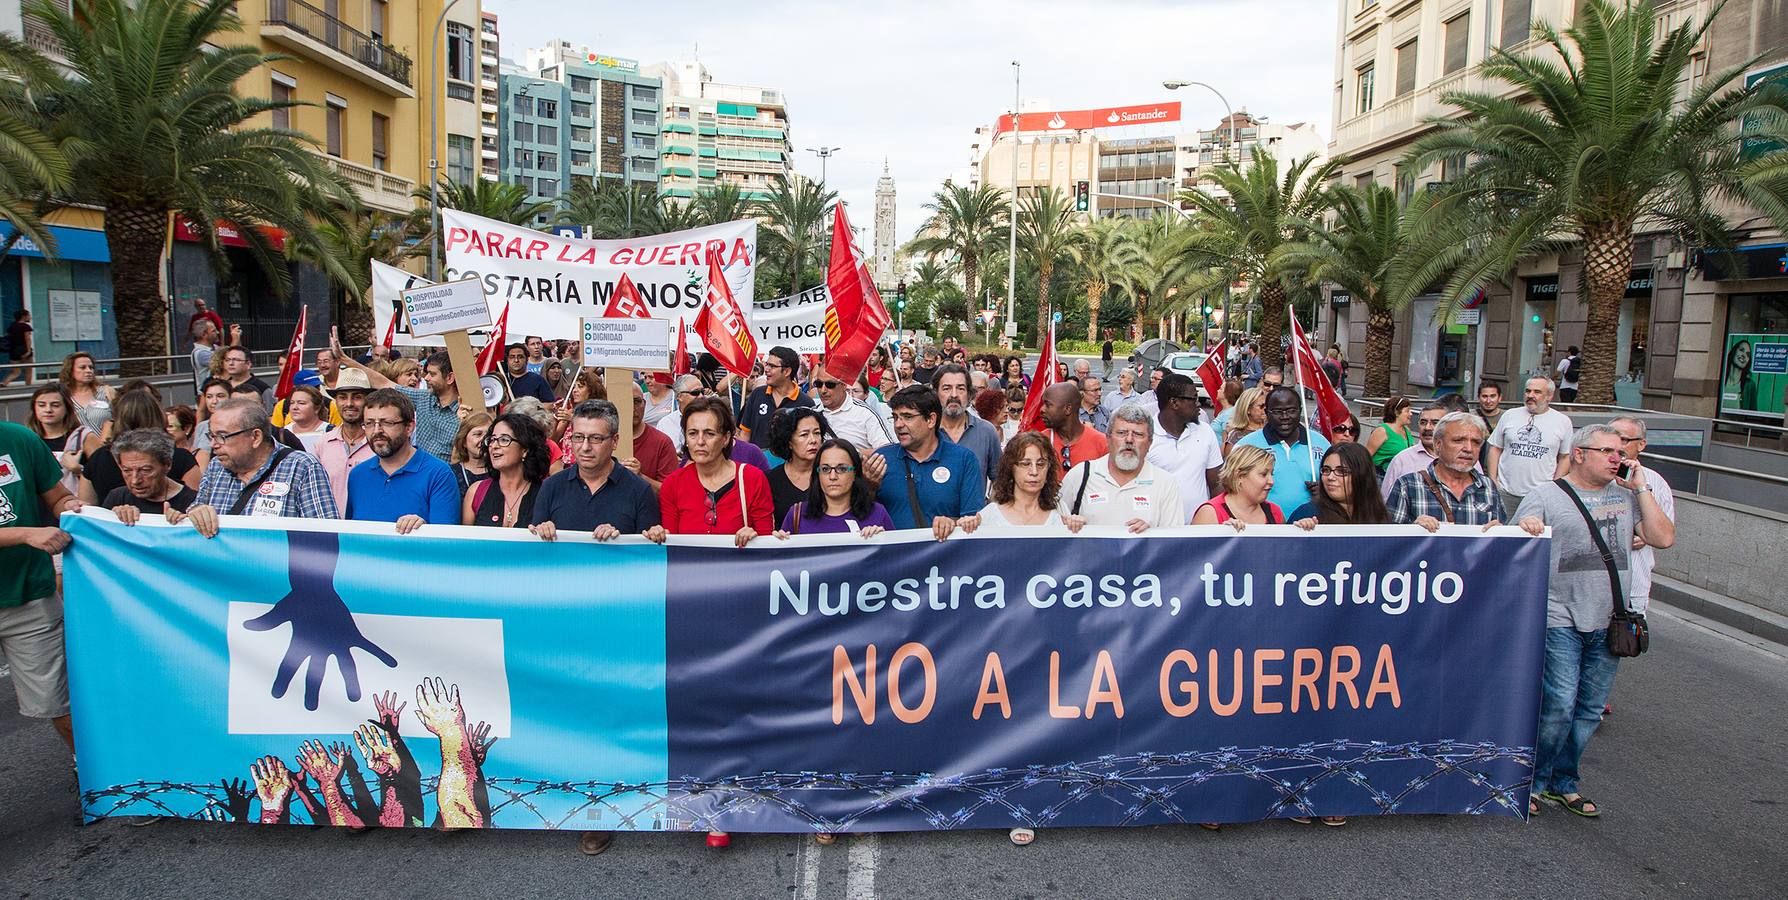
{"left": 251, "top": 495, "right": 283, "bottom": 517}
{"left": 259, "top": 481, "right": 291, "bottom": 497}
{"left": 1085, "top": 491, "right": 1108, "bottom": 505}
{"left": 932, "top": 467, "right": 951, "bottom": 484}
{"left": 1131, "top": 495, "right": 1152, "bottom": 513}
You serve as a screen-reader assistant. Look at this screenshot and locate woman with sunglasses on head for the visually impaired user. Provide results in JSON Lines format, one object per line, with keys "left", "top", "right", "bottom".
{"left": 774, "top": 440, "right": 894, "bottom": 537}
{"left": 462, "top": 413, "right": 547, "bottom": 528}
{"left": 1222, "top": 386, "right": 1268, "bottom": 456}
{"left": 644, "top": 394, "right": 773, "bottom": 850}
{"left": 1328, "top": 411, "right": 1362, "bottom": 444}
{"left": 766, "top": 407, "right": 835, "bottom": 525}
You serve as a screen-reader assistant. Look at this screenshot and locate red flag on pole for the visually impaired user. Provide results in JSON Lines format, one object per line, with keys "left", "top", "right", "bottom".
{"left": 272, "top": 306, "right": 307, "bottom": 402}
{"left": 601, "top": 273, "right": 654, "bottom": 319}
{"left": 1019, "top": 318, "right": 1058, "bottom": 432}
{"left": 822, "top": 204, "right": 892, "bottom": 382}
{"left": 672, "top": 321, "right": 690, "bottom": 376}
{"left": 378, "top": 304, "right": 397, "bottom": 354}
{"left": 474, "top": 302, "right": 510, "bottom": 377}
{"left": 1194, "top": 340, "right": 1228, "bottom": 407}
{"left": 694, "top": 253, "right": 757, "bottom": 378}
{"left": 1289, "top": 310, "right": 1351, "bottom": 440}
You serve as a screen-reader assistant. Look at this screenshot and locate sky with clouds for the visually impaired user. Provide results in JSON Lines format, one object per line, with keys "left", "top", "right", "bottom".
{"left": 484, "top": 0, "right": 1339, "bottom": 244}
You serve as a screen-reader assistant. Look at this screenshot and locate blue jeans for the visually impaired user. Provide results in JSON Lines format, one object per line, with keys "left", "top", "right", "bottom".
{"left": 1533, "top": 627, "right": 1618, "bottom": 797}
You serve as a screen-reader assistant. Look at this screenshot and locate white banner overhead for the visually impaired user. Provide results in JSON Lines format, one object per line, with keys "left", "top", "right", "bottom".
{"left": 438, "top": 208, "right": 758, "bottom": 345}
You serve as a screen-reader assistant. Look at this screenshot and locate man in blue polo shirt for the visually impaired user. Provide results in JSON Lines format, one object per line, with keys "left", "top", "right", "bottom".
{"left": 531, "top": 400, "right": 660, "bottom": 541}
{"left": 875, "top": 385, "right": 985, "bottom": 540}
{"left": 346, "top": 389, "right": 460, "bottom": 532}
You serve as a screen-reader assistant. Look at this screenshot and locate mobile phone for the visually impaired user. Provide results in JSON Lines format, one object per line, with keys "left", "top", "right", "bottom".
{"left": 1617, "top": 461, "right": 1634, "bottom": 480}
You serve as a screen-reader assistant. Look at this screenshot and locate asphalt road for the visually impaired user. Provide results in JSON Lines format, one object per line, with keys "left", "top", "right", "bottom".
{"left": 2, "top": 602, "right": 1784, "bottom": 900}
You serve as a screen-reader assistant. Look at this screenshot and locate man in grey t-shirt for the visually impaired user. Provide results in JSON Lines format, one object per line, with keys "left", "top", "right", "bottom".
{"left": 1516, "top": 423, "right": 1674, "bottom": 819}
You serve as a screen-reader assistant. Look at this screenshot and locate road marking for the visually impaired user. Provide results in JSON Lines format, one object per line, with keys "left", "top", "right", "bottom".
{"left": 845, "top": 833, "right": 880, "bottom": 899}
{"left": 794, "top": 835, "right": 820, "bottom": 900}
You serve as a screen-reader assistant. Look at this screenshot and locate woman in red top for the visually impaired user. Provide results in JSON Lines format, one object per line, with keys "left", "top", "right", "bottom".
{"left": 645, "top": 395, "right": 772, "bottom": 849}
{"left": 1192, "top": 443, "right": 1284, "bottom": 529}
{"left": 864, "top": 345, "right": 891, "bottom": 392}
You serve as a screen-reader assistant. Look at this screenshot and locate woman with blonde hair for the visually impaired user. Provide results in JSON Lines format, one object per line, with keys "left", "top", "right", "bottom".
{"left": 449, "top": 412, "right": 494, "bottom": 495}
{"left": 60, "top": 351, "right": 116, "bottom": 435}
{"left": 387, "top": 356, "right": 422, "bottom": 389}
{"left": 1192, "top": 443, "right": 1284, "bottom": 528}
{"left": 1223, "top": 386, "right": 1268, "bottom": 455}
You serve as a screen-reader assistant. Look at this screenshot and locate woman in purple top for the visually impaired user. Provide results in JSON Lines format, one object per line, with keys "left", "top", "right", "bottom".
{"left": 775, "top": 439, "right": 894, "bottom": 537}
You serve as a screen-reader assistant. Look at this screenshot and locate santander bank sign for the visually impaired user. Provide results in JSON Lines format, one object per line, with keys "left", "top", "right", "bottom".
{"left": 994, "top": 101, "right": 1181, "bottom": 136}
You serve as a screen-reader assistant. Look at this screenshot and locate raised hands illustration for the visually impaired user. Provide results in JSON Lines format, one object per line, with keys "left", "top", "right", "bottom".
{"left": 370, "top": 690, "right": 407, "bottom": 733}
{"left": 219, "top": 777, "right": 254, "bottom": 823}
{"left": 354, "top": 723, "right": 416, "bottom": 827}
{"left": 468, "top": 720, "right": 497, "bottom": 766}
{"left": 296, "top": 739, "right": 364, "bottom": 827}
{"left": 243, "top": 531, "right": 397, "bottom": 711}
{"left": 250, "top": 756, "right": 293, "bottom": 824}
{"left": 414, "top": 678, "right": 486, "bottom": 829}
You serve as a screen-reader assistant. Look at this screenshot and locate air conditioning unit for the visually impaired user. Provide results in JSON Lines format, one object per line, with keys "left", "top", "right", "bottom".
{"left": 1665, "top": 250, "right": 1686, "bottom": 270}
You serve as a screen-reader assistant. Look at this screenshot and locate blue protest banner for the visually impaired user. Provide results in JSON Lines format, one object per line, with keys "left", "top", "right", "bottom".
{"left": 60, "top": 514, "right": 1548, "bottom": 832}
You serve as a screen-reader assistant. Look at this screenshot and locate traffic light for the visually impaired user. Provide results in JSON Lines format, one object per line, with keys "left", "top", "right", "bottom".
{"left": 895, "top": 280, "right": 907, "bottom": 312}
{"left": 1075, "top": 181, "right": 1089, "bottom": 212}
{"left": 1201, "top": 302, "right": 1214, "bottom": 317}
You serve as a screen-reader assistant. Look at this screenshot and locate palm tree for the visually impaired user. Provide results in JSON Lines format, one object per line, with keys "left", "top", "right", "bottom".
{"left": 1276, "top": 185, "right": 1467, "bottom": 396}
{"left": 1073, "top": 218, "right": 1143, "bottom": 342}
{"left": 29, "top": 0, "right": 356, "bottom": 366}
{"left": 1114, "top": 218, "right": 1203, "bottom": 343}
{"left": 1177, "top": 146, "right": 1340, "bottom": 369}
{"left": 907, "top": 259, "right": 962, "bottom": 326}
{"left": 554, "top": 176, "right": 662, "bottom": 238}
{"left": 1406, "top": 0, "right": 1788, "bottom": 403}
{"left": 693, "top": 183, "right": 752, "bottom": 226}
{"left": 756, "top": 177, "right": 835, "bottom": 295}
{"left": 0, "top": 32, "right": 71, "bottom": 255}
{"left": 294, "top": 205, "right": 418, "bottom": 344}
{"left": 908, "top": 183, "right": 1007, "bottom": 310}
{"left": 1017, "top": 187, "right": 1086, "bottom": 346}
{"left": 421, "top": 176, "right": 555, "bottom": 228}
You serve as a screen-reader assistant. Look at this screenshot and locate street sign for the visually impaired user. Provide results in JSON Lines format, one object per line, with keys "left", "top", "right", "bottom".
{"left": 581, "top": 317, "right": 673, "bottom": 371}
{"left": 1456, "top": 308, "right": 1482, "bottom": 326}
{"left": 401, "top": 278, "right": 492, "bottom": 337}
{"left": 979, "top": 308, "right": 998, "bottom": 325}
{"left": 1052, "top": 311, "right": 1063, "bottom": 324}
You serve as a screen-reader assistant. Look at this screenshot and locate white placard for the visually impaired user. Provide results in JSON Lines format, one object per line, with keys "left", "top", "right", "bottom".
{"left": 1456, "top": 308, "right": 1481, "bottom": 326}
{"left": 401, "top": 277, "right": 492, "bottom": 337}
{"left": 582, "top": 317, "right": 673, "bottom": 370}
{"left": 48, "top": 290, "right": 102, "bottom": 342}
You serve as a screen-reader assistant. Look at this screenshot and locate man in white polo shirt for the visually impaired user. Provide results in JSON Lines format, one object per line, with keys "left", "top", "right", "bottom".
{"left": 812, "top": 365, "right": 894, "bottom": 452}
{"left": 1060, "top": 403, "right": 1184, "bottom": 530}
{"left": 1143, "top": 373, "right": 1222, "bottom": 521}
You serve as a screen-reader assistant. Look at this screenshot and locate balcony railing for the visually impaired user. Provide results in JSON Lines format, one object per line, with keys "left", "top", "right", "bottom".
{"left": 315, "top": 152, "right": 415, "bottom": 215}
{"left": 22, "top": 16, "right": 66, "bottom": 60}
{"left": 265, "top": 0, "right": 412, "bottom": 88}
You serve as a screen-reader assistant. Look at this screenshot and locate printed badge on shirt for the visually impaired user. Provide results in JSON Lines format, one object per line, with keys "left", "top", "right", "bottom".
{"left": 251, "top": 480, "right": 290, "bottom": 517}
{"left": 0, "top": 454, "right": 19, "bottom": 487}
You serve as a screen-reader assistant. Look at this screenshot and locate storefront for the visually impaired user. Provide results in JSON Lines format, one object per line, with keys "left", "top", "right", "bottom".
{"left": 168, "top": 219, "right": 332, "bottom": 355}
{"left": 1695, "top": 244, "right": 1787, "bottom": 420}
{"left": 0, "top": 223, "right": 119, "bottom": 371}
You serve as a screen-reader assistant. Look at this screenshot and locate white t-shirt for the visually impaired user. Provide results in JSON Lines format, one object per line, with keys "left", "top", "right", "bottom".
{"left": 1488, "top": 407, "right": 1574, "bottom": 498}
{"left": 1058, "top": 458, "right": 1185, "bottom": 528}
{"left": 1628, "top": 466, "right": 1675, "bottom": 614}
{"left": 1146, "top": 415, "right": 1224, "bottom": 518}
{"left": 818, "top": 398, "right": 895, "bottom": 451}
{"left": 975, "top": 502, "right": 1064, "bottom": 529}
{"left": 1556, "top": 355, "right": 1580, "bottom": 391}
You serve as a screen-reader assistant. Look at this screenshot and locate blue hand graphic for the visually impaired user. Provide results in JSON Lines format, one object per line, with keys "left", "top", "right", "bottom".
{"left": 244, "top": 530, "right": 397, "bottom": 710}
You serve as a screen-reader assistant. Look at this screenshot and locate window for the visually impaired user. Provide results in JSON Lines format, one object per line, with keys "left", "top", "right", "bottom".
{"left": 446, "top": 23, "right": 474, "bottom": 82}
{"left": 632, "top": 157, "right": 655, "bottom": 174}
{"left": 537, "top": 151, "right": 558, "bottom": 171}
{"left": 631, "top": 85, "right": 657, "bottom": 104}
{"left": 569, "top": 75, "right": 593, "bottom": 94}
{"left": 536, "top": 177, "right": 558, "bottom": 196}
{"left": 1441, "top": 153, "right": 1468, "bottom": 182}
{"left": 571, "top": 125, "right": 592, "bottom": 143}
{"left": 571, "top": 150, "right": 592, "bottom": 167}
{"left": 536, "top": 99, "right": 557, "bottom": 119}
{"left": 1356, "top": 62, "right": 1376, "bottom": 114}
{"left": 631, "top": 108, "right": 656, "bottom": 126}
{"left": 1501, "top": 0, "right": 1531, "bottom": 47}
{"left": 571, "top": 101, "right": 592, "bottom": 118}
{"left": 325, "top": 94, "right": 346, "bottom": 157}
{"left": 371, "top": 113, "right": 389, "bottom": 171}
{"left": 1354, "top": 172, "right": 1375, "bottom": 189}
{"left": 1444, "top": 13, "right": 1470, "bottom": 74}
{"left": 1394, "top": 164, "right": 1414, "bottom": 205}
{"left": 448, "top": 134, "right": 475, "bottom": 185}
{"left": 536, "top": 124, "right": 558, "bottom": 144}
{"left": 676, "top": 107, "right": 691, "bottom": 119}
{"left": 631, "top": 134, "right": 656, "bottom": 151}
{"left": 513, "top": 148, "right": 533, "bottom": 168}
{"left": 512, "top": 120, "right": 532, "bottom": 142}
{"left": 541, "top": 67, "right": 558, "bottom": 81}
{"left": 1395, "top": 40, "right": 1418, "bottom": 97}
{"left": 370, "top": 0, "right": 387, "bottom": 42}
{"left": 270, "top": 75, "right": 294, "bottom": 131}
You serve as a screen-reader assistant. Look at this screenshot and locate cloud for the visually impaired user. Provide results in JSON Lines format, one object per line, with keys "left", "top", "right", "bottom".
{"left": 483, "top": 0, "right": 1337, "bottom": 247}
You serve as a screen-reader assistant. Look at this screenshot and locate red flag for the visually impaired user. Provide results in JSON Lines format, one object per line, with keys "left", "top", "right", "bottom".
{"left": 474, "top": 302, "right": 510, "bottom": 377}
{"left": 1194, "top": 341, "right": 1228, "bottom": 407}
{"left": 1289, "top": 311, "right": 1351, "bottom": 440}
{"left": 1019, "top": 318, "right": 1058, "bottom": 433}
{"left": 379, "top": 304, "right": 397, "bottom": 353}
{"left": 694, "top": 253, "right": 756, "bottom": 377}
{"left": 672, "top": 321, "right": 690, "bottom": 375}
{"left": 822, "top": 204, "right": 892, "bottom": 382}
{"left": 602, "top": 273, "right": 653, "bottom": 319}
{"left": 272, "top": 306, "right": 307, "bottom": 401}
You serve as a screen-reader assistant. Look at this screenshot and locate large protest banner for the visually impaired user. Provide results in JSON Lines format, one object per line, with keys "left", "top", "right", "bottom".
{"left": 62, "top": 514, "right": 1549, "bottom": 832}
{"left": 438, "top": 208, "right": 756, "bottom": 345}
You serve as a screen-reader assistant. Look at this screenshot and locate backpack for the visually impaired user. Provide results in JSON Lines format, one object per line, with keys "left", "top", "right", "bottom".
{"left": 1564, "top": 355, "right": 1582, "bottom": 382}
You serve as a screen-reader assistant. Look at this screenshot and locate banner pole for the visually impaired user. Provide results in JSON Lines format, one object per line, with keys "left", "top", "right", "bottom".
{"left": 1288, "top": 304, "right": 1316, "bottom": 477}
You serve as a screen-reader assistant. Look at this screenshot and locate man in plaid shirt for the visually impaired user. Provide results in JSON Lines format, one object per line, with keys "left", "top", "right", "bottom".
{"left": 1387, "top": 411, "right": 1503, "bottom": 531}
{"left": 170, "top": 399, "right": 339, "bottom": 537}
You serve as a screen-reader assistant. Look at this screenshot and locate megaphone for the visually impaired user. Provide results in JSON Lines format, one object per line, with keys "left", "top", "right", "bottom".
{"left": 480, "top": 373, "right": 508, "bottom": 409}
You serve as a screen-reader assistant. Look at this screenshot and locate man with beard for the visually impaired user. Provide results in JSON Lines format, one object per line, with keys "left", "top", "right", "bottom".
{"left": 314, "top": 369, "right": 376, "bottom": 514}
{"left": 874, "top": 386, "right": 985, "bottom": 538}
{"left": 1235, "top": 385, "right": 1330, "bottom": 514}
{"left": 933, "top": 364, "right": 999, "bottom": 483}
{"left": 504, "top": 343, "right": 557, "bottom": 403}
{"left": 344, "top": 389, "right": 460, "bottom": 532}
{"left": 331, "top": 329, "right": 462, "bottom": 461}
{"left": 1487, "top": 376, "right": 1574, "bottom": 519}
{"left": 172, "top": 399, "right": 338, "bottom": 537}
{"left": 1041, "top": 381, "right": 1108, "bottom": 470}
{"left": 1057, "top": 404, "right": 1183, "bottom": 530}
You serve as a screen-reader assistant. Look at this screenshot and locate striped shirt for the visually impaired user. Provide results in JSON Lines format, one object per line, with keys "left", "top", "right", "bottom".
{"left": 193, "top": 448, "right": 340, "bottom": 520}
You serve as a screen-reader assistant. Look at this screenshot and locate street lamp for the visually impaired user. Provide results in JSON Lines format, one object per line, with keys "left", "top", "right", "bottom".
{"left": 428, "top": 0, "right": 466, "bottom": 280}
{"left": 1164, "top": 78, "right": 1238, "bottom": 342}
{"left": 1007, "top": 60, "right": 1020, "bottom": 349}
{"left": 807, "top": 146, "right": 841, "bottom": 185}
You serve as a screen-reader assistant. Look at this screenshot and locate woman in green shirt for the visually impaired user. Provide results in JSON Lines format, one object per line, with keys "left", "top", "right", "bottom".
{"left": 1365, "top": 394, "right": 1415, "bottom": 471}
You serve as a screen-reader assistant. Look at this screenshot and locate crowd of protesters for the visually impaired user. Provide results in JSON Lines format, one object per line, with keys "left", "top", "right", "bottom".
{"left": 0, "top": 329, "right": 1677, "bottom": 847}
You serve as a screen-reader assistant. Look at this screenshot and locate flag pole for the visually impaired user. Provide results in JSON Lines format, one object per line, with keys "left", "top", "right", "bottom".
{"left": 1287, "top": 303, "right": 1316, "bottom": 477}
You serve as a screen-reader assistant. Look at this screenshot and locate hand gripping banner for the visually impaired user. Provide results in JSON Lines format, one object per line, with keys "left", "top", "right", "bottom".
{"left": 61, "top": 514, "right": 1549, "bottom": 832}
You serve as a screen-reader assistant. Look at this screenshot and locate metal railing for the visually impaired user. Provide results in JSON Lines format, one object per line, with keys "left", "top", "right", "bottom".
{"left": 264, "top": 0, "right": 413, "bottom": 87}
{"left": 0, "top": 345, "right": 371, "bottom": 390}
{"left": 1641, "top": 451, "right": 1788, "bottom": 489}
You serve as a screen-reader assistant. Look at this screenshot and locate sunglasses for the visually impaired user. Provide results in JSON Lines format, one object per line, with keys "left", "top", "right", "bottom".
{"left": 1332, "top": 425, "right": 1358, "bottom": 435}
{"left": 812, "top": 380, "right": 842, "bottom": 389}
{"left": 704, "top": 492, "right": 719, "bottom": 527}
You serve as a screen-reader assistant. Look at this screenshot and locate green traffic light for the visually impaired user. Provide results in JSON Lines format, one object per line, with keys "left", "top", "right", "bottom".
{"left": 1531, "top": 314, "right": 1542, "bottom": 323}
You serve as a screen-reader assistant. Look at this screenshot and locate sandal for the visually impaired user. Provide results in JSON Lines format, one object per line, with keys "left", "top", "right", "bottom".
{"left": 815, "top": 833, "right": 837, "bottom": 845}
{"left": 1529, "top": 796, "right": 1542, "bottom": 816}
{"left": 1008, "top": 827, "right": 1035, "bottom": 846}
{"left": 1288, "top": 816, "right": 1313, "bottom": 824}
{"left": 1320, "top": 817, "right": 1348, "bottom": 826}
{"left": 1198, "top": 822, "right": 1221, "bottom": 831}
{"left": 1545, "top": 792, "right": 1600, "bottom": 818}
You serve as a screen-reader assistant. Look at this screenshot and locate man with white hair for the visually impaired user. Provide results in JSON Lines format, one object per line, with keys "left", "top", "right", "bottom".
{"left": 1388, "top": 411, "right": 1503, "bottom": 529}
{"left": 1609, "top": 415, "right": 1674, "bottom": 616}
{"left": 1102, "top": 368, "right": 1145, "bottom": 414}
{"left": 656, "top": 375, "right": 705, "bottom": 452}
{"left": 1488, "top": 375, "right": 1573, "bottom": 519}
{"left": 1058, "top": 404, "right": 1183, "bottom": 530}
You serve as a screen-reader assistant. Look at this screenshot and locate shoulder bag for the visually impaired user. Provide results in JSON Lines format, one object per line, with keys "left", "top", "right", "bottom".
{"left": 1553, "top": 479, "right": 1648, "bottom": 657}
{"left": 1419, "top": 470, "right": 1455, "bottom": 524}
{"left": 227, "top": 448, "right": 294, "bottom": 516}
{"left": 1068, "top": 462, "right": 1093, "bottom": 516}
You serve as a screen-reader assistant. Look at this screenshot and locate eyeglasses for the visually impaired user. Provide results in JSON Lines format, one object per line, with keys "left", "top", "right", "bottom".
{"left": 1618, "top": 434, "right": 1643, "bottom": 444}
{"left": 1319, "top": 465, "right": 1353, "bottom": 477}
{"left": 677, "top": 388, "right": 709, "bottom": 398}
{"left": 210, "top": 426, "right": 257, "bottom": 444}
{"left": 818, "top": 464, "right": 855, "bottom": 476}
{"left": 1332, "top": 425, "right": 1358, "bottom": 435}
{"left": 564, "top": 432, "right": 614, "bottom": 445}
{"left": 486, "top": 434, "right": 519, "bottom": 448}
{"left": 364, "top": 418, "right": 408, "bottom": 431}
{"left": 812, "top": 380, "right": 842, "bottom": 389}
{"left": 1580, "top": 446, "right": 1622, "bottom": 457}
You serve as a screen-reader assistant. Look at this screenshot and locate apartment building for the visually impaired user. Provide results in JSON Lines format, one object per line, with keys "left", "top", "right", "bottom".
{"left": 479, "top": 11, "right": 500, "bottom": 179}
{"left": 500, "top": 43, "right": 663, "bottom": 211}
{"left": 644, "top": 60, "right": 791, "bottom": 201}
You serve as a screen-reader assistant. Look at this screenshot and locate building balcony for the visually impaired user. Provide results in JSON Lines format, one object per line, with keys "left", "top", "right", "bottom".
{"left": 315, "top": 151, "right": 415, "bottom": 215}
{"left": 262, "top": 0, "right": 414, "bottom": 97}
{"left": 22, "top": 16, "right": 67, "bottom": 63}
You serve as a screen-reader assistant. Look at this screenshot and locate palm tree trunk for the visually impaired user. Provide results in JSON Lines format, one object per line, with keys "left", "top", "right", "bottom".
{"left": 962, "top": 255, "right": 979, "bottom": 309}
{"left": 790, "top": 245, "right": 802, "bottom": 296}
{"left": 1086, "top": 282, "right": 1104, "bottom": 342}
{"left": 1577, "top": 223, "right": 1631, "bottom": 405}
{"left": 1132, "top": 290, "right": 1150, "bottom": 341}
{"left": 1363, "top": 302, "right": 1396, "bottom": 397}
{"left": 1035, "top": 259, "right": 1052, "bottom": 349}
{"left": 342, "top": 287, "right": 375, "bottom": 345}
{"left": 105, "top": 203, "right": 171, "bottom": 376}
{"left": 1258, "top": 282, "right": 1287, "bottom": 370}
